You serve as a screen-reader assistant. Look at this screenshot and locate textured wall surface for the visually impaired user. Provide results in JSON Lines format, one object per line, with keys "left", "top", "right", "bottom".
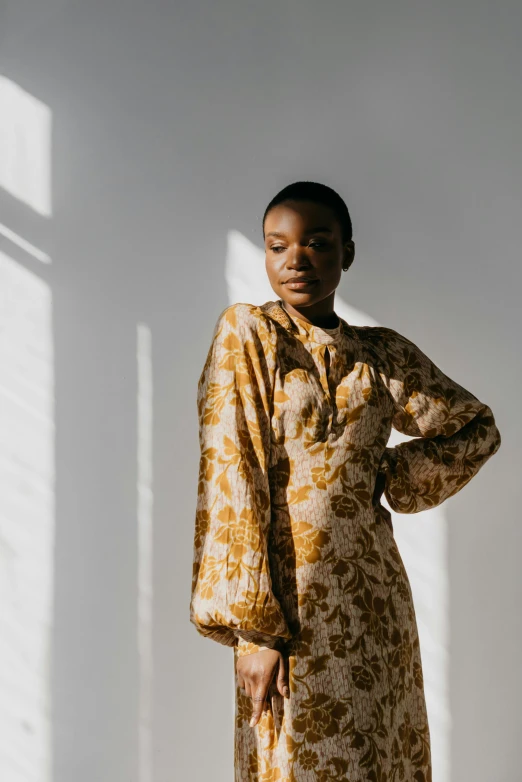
{"left": 1, "top": 2, "right": 519, "bottom": 781}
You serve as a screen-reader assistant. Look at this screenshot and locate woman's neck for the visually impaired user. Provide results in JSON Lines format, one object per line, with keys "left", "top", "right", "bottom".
{"left": 280, "top": 299, "right": 340, "bottom": 329}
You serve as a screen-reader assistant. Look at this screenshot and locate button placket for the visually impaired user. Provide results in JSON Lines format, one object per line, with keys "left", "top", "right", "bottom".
{"left": 314, "top": 344, "right": 336, "bottom": 433}
{"left": 275, "top": 303, "right": 345, "bottom": 434}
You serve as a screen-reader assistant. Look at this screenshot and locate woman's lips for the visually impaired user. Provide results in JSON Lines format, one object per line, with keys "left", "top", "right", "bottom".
{"left": 285, "top": 279, "right": 319, "bottom": 290}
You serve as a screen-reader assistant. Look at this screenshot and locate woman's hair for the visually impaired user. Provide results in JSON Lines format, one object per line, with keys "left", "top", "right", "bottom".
{"left": 262, "top": 181, "right": 353, "bottom": 244}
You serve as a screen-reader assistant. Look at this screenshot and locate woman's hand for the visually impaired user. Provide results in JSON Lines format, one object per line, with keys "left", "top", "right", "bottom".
{"left": 236, "top": 649, "right": 290, "bottom": 727}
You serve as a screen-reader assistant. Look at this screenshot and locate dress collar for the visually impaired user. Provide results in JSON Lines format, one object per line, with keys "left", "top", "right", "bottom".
{"left": 260, "top": 299, "right": 358, "bottom": 346}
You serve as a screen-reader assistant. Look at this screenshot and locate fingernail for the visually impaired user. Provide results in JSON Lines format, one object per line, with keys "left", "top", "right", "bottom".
{"left": 249, "top": 717, "right": 256, "bottom": 727}
{"left": 283, "top": 687, "right": 290, "bottom": 697}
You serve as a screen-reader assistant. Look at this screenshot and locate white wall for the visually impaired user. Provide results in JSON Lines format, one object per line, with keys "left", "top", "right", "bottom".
{"left": 1, "top": 2, "right": 520, "bottom": 781}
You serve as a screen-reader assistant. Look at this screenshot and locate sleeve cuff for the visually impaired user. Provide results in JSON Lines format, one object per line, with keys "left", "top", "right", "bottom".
{"left": 235, "top": 632, "right": 284, "bottom": 657}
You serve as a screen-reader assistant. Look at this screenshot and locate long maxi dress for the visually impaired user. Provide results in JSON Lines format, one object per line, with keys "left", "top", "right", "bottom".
{"left": 190, "top": 299, "right": 501, "bottom": 782}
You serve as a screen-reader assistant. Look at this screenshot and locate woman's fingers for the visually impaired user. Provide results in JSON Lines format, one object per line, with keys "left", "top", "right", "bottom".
{"left": 249, "top": 663, "right": 278, "bottom": 727}
{"left": 249, "top": 676, "right": 271, "bottom": 727}
{"left": 276, "top": 653, "right": 290, "bottom": 698}
{"left": 236, "top": 670, "right": 246, "bottom": 692}
{"left": 236, "top": 648, "right": 284, "bottom": 727}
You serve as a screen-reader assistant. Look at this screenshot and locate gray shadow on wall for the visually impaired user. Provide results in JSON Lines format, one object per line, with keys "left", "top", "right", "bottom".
{"left": 1, "top": 2, "right": 519, "bottom": 782}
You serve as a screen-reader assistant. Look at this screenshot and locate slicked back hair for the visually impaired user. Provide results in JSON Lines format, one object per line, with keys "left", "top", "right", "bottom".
{"left": 262, "top": 181, "right": 353, "bottom": 244}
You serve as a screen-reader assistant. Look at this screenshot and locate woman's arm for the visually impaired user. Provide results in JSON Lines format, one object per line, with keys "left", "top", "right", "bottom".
{"left": 375, "top": 328, "right": 501, "bottom": 514}
{"left": 190, "top": 303, "right": 292, "bottom": 655}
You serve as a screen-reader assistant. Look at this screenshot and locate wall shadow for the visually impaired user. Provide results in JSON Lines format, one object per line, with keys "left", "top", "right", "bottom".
{"left": 1, "top": 2, "right": 520, "bottom": 782}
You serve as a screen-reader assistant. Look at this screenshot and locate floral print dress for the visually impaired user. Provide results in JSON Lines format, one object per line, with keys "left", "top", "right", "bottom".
{"left": 190, "top": 299, "right": 501, "bottom": 782}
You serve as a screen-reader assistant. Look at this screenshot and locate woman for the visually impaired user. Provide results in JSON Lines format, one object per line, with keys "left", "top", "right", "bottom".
{"left": 190, "top": 181, "right": 501, "bottom": 781}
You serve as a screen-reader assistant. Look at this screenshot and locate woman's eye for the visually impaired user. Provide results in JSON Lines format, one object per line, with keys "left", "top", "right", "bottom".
{"left": 270, "top": 242, "right": 326, "bottom": 252}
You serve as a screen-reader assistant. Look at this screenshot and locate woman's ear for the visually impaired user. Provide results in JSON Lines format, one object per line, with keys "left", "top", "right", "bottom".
{"left": 342, "top": 240, "right": 355, "bottom": 271}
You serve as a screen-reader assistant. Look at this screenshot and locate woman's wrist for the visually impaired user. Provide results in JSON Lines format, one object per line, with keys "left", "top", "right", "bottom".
{"left": 235, "top": 635, "right": 283, "bottom": 657}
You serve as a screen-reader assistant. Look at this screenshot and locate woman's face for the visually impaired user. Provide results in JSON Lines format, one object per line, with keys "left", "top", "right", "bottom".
{"left": 264, "top": 200, "right": 354, "bottom": 314}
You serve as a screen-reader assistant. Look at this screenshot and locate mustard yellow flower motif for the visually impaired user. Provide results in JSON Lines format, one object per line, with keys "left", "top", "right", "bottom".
{"left": 258, "top": 710, "right": 279, "bottom": 750}
{"left": 230, "top": 590, "right": 287, "bottom": 636}
{"left": 413, "top": 660, "right": 424, "bottom": 689}
{"left": 247, "top": 748, "right": 260, "bottom": 777}
{"left": 293, "top": 693, "right": 349, "bottom": 743}
{"left": 213, "top": 505, "right": 262, "bottom": 562}
{"left": 290, "top": 521, "right": 331, "bottom": 569}
{"left": 351, "top": 665, "right": 374, "bottom": 692}
{"left": 191, "top": 301, "right": 500, "bottom": 780}
{"left": 298, "top": 748, "right": 319, "bottom": 770}
{"left": 398, "top": 711, "right": 416, "bottom": 760}
{"left": 389, "top": 627, "right": 413, "bottom": 676}
{"left": 287, "top": 484, "right": 313, "bottom": 505}
{"left": 193, "top": 508, "right": 210, "bottom": 550}
{"left": 353, "top": 587, "right": 389, "bottom": 644}
{"left": 311, "top": 465, "right": 328, "bottom": 491}
{"left": 194, "top": 555, "right": 222, "bottom": 600}
{"left": 330, "top": 493, "right": 358, "bottom": 519}
{"left": 197, "top": 445, "right": 216, "bottom": 484}
{"left": 235, "top": 688, "right": 252, "bottom": 728}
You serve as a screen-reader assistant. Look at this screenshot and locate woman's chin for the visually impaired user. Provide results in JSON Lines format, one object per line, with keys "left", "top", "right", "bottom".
{"left": 280, "top": 290, "right": 323, "bottom": 307}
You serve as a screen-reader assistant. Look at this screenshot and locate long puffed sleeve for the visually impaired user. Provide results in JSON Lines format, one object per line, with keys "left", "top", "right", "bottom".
{"left": 190, "top": 303, "right": 292, "bottom": 656}
{"left": 376, "top": 328, "right": 501, "bottom": 514}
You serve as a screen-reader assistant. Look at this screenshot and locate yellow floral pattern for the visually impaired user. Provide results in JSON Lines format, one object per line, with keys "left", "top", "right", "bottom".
{"left": 190, "top": 299, "right": 501, "bottom": 781}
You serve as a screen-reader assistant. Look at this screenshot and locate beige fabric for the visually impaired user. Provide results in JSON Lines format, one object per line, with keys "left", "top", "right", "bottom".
{"left": 190, "top": 299, "right": 501, "bottom": 781}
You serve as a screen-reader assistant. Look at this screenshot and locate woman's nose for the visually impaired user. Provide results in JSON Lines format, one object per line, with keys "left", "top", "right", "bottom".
{"left": 286, "top": 248, "right": 312, "bottom": 269}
